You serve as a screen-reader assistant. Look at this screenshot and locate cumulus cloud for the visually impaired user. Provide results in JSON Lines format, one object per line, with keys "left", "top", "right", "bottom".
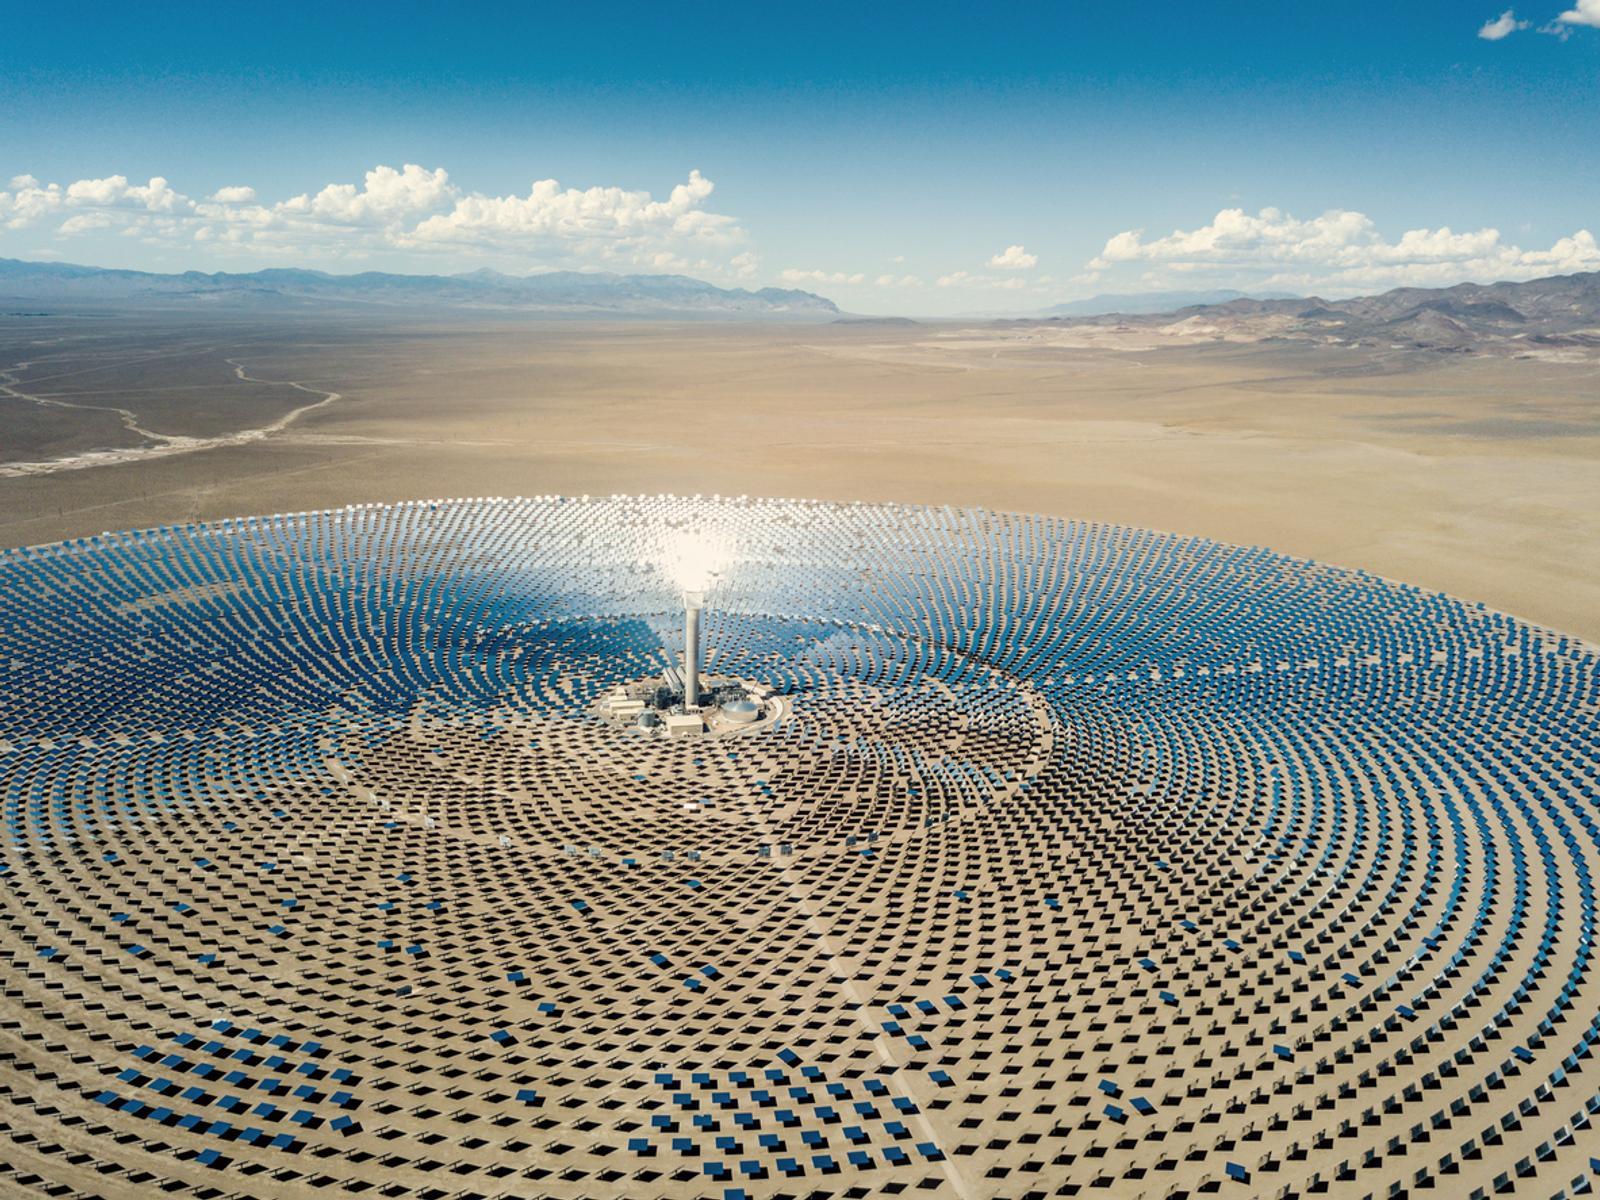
{"left": 988, "top": 244, "right": 1038, "bottom": 270}
{"left": 406, "top": 169, "right": 738, "bottom": 260}
{"left": 1540, "top": 0, "right": 1599, "bottom": 36}
{"left": 0, "top": 176, "right": 64, "bottom": 228}
{"left": 1478, "top": 9, "right": 1528, "bottom": 38}
{"left": 58, "top": 213, "right": 114, "bottom": 236}
{"left": 1088, "top": 206, "right": 1600, "bottom": 293}
{"left": 3, "top": 173, "right": 191, "bottom": 229}
{"left": 928, "top": 246, "right": 1052, "bottom": 291}
{"left": 780, "top": 268, "right": 866, "bottom": 285}
{"left": 1556, "top": 0, "right": 1600, "bottom": 24}
{"left": 3, "top": 173, "right": 192, "bottom": 230}
{"left": 280, "top": 164, "right": 455, "bottom": 224}
{"left": 0, "top": 163, "right": 752, "bottom": 273}
{"left": 936, "top": 270, "right": 1030, "bottom": 290}
{"left": 64, "top": 175, "right": 189, "bottom": 212}
{"left": 776, "top": 268, "right": 923, "bottom": 289}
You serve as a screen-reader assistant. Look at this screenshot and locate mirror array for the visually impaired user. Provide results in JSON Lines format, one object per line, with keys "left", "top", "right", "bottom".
{"left": 0, "top": 495, "right": 1596, "bottom": 1200}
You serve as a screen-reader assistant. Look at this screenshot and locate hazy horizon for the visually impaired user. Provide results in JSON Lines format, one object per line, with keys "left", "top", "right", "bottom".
{"left": 7, "top": 250, "right": 1600, "bottom": 324}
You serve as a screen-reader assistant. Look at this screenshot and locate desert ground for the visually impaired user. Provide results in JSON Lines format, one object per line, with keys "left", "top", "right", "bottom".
{"left": 2, "top": 310, "right": 1596, "bottom": 644}
{"left": 1, "top": 310, "right": 1597, "bottom": 1200}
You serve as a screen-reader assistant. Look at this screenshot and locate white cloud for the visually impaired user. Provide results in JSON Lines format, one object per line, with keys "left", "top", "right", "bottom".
{"left": 281, "top": 164, "right": 454, "bottom": 224}
{"left": 0, "top": 177, "right": 64, "bottom": 228}
{"left": 1540, "top": 0, "right": 1599, "bottom": 36}
{"left": 406, "top": 169, "right": 739, "bottom": 261}
{"left": 780, "top": 268, "right": 866, "bottom": 285}
{"left": 933, "top": 247, "right": 1050, "bottom": 290}
{"left": 936, "top": 270, "right": 1030, "bottom": 290}
{"left": 778, "top": 268, "right": 924, "bottom": 288}
{"left": 0, "top": 163, "right": 752, "bottom": 274}
{"left": 57, "top": 213, "right": 114, "bottom": 236}
{"left": 1088, "top": 206, "right": 1600, "bottom": 293}
{"left": 64, "top": 175, "right": 189, "bottom": 213}
{"left": 1478, "top": 9, "right": 1528, "bottom": 38}
{"left": 988, "top": 244, "right": 1038, "bottom": 270}
{"left": 1557, "top": 0, "right": 1600, "bottom": 25}
{"left": 3, "top": 174, "right": 191, "bottom": 230}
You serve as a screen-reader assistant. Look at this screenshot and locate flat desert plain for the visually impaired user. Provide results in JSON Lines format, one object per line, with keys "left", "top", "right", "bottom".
{"left": 2, "top": 311, "right": 1596, "bottom": 643}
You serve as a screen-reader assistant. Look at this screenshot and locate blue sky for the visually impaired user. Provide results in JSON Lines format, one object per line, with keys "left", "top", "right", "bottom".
{"left": 1, "top": 1, "right": 1596, "bottom": 314}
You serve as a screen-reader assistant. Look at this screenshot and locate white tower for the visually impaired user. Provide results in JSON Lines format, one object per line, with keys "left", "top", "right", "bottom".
{"left": 683, "top": 588, "right": 705, "bottom": 709}
{"left": 662, "top": 529, "right": 729, "bottom": 713}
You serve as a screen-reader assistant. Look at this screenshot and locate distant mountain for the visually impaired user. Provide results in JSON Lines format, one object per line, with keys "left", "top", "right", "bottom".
{"left": 1332, "top": 273, "right": 1600, "bottom": 329}
{"left": 1042, "top": 288, "right": 1300, "bottom": 318}
{"left": 1026, "top": 271, "right": 1600, "bottom": 357}
{"left": 0, "top": 258, "right": 840, "bottom": 319}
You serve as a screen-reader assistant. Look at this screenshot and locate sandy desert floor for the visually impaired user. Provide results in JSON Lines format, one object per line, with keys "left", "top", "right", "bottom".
{"left": 1, "top": 313, "right": 1598, "bottom": 1200}
{"left": 1, "top": 311, "right": 1596, "bottom": 644}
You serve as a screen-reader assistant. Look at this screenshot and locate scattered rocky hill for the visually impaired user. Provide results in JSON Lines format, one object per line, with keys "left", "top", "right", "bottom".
{"left": 1023, "top": 271, "right": 1600, "bottom": 357}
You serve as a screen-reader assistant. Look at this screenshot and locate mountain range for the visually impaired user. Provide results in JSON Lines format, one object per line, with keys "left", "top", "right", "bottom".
{"left": 3, "top": 256, "right": 1596, "bottom": 351}
{"left": 1027, "top": 271, "right": 1600, "bottom": 357}
{"left": 1040, "top": 288, "right": 1300, "bottom": 317}
{"left": 0, "top": 257, "right": 839, "bottom": 319}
